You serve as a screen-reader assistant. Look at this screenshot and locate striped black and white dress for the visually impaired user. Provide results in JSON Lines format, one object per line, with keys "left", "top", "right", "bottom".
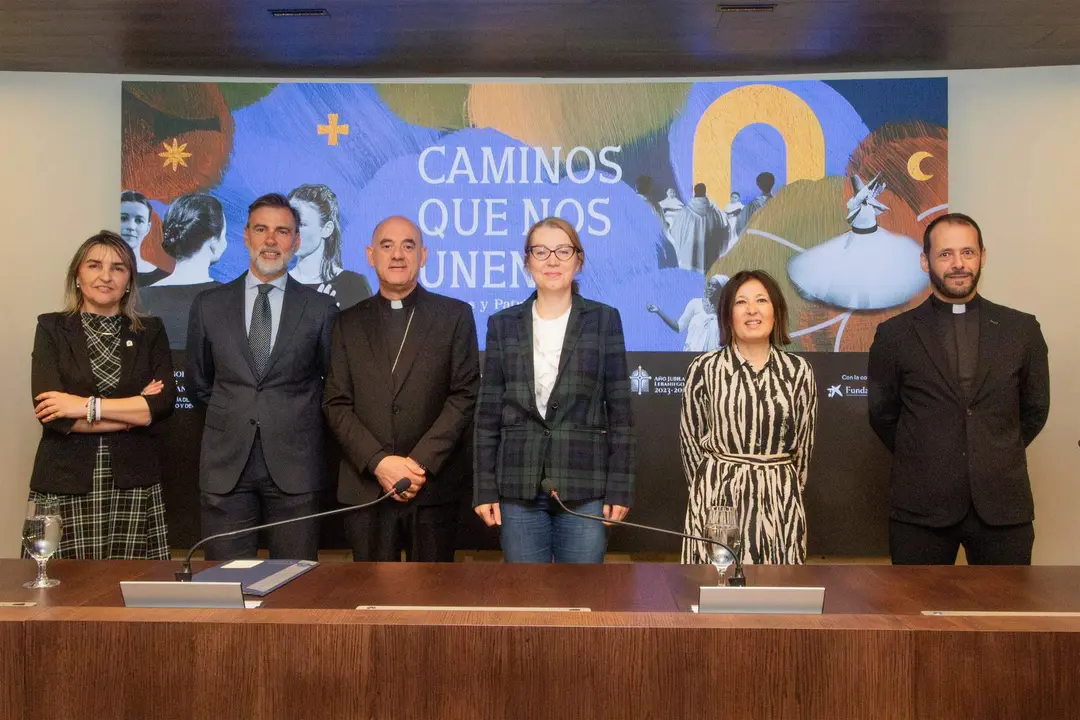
{"left": 27, "top": 313, "right": 169, "bottom": 560}
{"left": 679, "top": 344, "right": 818, "bottom": 565}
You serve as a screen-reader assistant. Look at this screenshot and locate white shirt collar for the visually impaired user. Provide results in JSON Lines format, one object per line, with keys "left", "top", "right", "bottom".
{"left": 246, "top": 271, "right": 288, "bottom": 292}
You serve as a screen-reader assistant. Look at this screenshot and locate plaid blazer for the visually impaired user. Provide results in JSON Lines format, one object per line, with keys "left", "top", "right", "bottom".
{"left": 473, "top": 293, "right": 635, "bottom": 507}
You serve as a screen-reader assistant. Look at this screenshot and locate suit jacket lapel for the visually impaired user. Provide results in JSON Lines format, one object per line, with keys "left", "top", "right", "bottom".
{"left": 230, "top": 276, "right": 259, "bottom": 380}
{"left": 359, "top": 300, "right": 392, "bottom": 383}
{"left": 552, "top": 294, "right": 587, "bottom": 391}
{"left": 263, "top": 276, "right": 309, "bottom": 378}
{"left": 518, "top": 297, "right": 537, "bottom": 415}
{"left": 117, "top": 317, "right": 138, "bottom": 390}
{"left": 392, "top": 287, "right": 434, "bottom": 398}
{"left": 912, "top": 299, "right": 961, "bottom": 402}
{"left": 970, "top": 300, "right": 996, "bottom": 402}
{"left": 61, "top": 313, "right": 96, "bottom": 388}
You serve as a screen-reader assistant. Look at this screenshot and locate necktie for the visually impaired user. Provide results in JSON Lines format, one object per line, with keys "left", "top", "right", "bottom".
{"left": 249, "top": 284, "right": 273, "bottom": 377}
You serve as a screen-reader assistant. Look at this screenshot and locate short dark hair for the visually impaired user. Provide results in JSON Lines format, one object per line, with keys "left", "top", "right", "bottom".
{"left": 120, "top": 190, "right": 153, "bottom": 217}
{"left": 161, "top": 193, "right": 225, "bottom": 261}
{"left": 716, "top": 269, "right": 791, "bottom": 347}
{"left": 756, "top": 172, "right": 776, "bottom": 194}
{"left": 922, "top": 212, "right": 984, "bottom": 256}
{"left": 247, "top": 193, "right": 300, "bottom": 230}
{"left": 693, "top": 183, "right": 707, "bottom": 198}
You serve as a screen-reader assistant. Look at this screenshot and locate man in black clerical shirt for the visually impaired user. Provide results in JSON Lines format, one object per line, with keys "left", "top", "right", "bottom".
{"left": 323, "top": 216, "right": 480, "bottom": 562}
{"left": 868, "top": 213, "right": 1050, "bottom": 565}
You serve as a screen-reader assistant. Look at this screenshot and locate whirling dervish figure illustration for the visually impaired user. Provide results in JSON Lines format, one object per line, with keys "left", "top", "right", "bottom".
{"left": 786, "top": 173, "right": 927, "bottom": 310}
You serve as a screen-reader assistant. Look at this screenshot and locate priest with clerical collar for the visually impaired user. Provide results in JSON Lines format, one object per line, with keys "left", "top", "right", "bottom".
{"left": 322, "top": 216, "right": 480, "bottom": 564}
{"left": 868, "top": 212, "right": 1049, "bottom": 567}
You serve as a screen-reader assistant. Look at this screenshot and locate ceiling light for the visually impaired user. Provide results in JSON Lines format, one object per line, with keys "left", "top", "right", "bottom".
{"left": 268, "top": 8, "right": 330, "bottom": 18}
{"left": 716, "top": 3, "right": 777, "bottom": 13}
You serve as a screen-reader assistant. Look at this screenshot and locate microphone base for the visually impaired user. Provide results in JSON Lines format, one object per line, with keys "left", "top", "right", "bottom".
{"left": 726, "top": 575, "right": 747, "bottom": 587}
{"left": 175, "top": 568, "right": 193, "bottom": 583}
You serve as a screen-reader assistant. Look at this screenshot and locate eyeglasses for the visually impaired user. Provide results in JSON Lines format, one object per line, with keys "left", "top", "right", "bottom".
{"left": 526, "top": 245, "right": 579, "bottom": 261}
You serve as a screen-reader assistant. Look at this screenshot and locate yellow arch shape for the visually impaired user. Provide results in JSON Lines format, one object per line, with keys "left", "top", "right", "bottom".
{"left": 693, "top": 85, "right": 826, "bottom": 203}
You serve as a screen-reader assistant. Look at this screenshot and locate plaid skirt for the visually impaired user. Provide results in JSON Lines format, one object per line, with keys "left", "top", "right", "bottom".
{"left": 26, "top": 439, "right": 169, "bottom": 560}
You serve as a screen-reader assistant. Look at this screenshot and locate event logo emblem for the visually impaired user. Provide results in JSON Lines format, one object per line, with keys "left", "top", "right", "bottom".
{"left": 630, "top": 366, "right": 652, "bottom": 395}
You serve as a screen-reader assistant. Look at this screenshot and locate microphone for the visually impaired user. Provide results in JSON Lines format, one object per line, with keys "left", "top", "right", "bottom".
{"left": 175, "top": 478, "right": 412, "bottom": 582}
{"left": 539, "top": 479, "right": 746, "bottom": 586}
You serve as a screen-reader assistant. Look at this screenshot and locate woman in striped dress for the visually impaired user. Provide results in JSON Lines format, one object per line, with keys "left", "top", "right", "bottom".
{"left": 680, "top": 270, "right": 818, "bottom": 565}
{"left": 29, "top": 231, "right": 176, "bottom": 559}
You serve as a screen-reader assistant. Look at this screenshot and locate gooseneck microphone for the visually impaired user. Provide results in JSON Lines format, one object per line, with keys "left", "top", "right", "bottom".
{"left": 540, "top": 479, "right": 747, "bottom": 586}
{"left": 175, "top": 478, "right": 412, "bottom": 582}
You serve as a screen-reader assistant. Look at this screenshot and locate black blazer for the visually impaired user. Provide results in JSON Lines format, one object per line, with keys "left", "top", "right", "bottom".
{"left": 187, "top": 275, "right": 338, "bottom": 494}
{"left": 473, "top": 294, "right": 636, "bottom": 508}
{"left": 868, "top": 296, "right": 1050, "bottom": 527}
{"left": 323, "top": 287, "right": 480, "bottom": 507}
{"left": 30, "top": 312, "right": 176, "bottom": 494}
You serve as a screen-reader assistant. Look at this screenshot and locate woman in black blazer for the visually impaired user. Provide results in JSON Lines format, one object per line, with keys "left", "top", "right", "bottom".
{"left": 473, "top": 217, "right": 635, "bottom": 563}
{"left": 29, "top": 231, "right": 176, "bottom": 559}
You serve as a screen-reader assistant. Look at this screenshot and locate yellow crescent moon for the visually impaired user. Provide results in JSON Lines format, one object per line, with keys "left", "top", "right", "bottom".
{"left": 907, "top": 151, "right": 934, "bottom": 181}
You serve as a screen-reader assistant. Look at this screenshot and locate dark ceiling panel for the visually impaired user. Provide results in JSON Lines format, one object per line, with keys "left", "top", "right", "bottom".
{"left": 0, "top": 0, "right": 1077, "bottom": 76}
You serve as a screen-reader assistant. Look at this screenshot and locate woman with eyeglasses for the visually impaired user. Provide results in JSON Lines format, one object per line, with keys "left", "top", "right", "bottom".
{"left": 473, "top": 217, "right": 635, "bottom": 563}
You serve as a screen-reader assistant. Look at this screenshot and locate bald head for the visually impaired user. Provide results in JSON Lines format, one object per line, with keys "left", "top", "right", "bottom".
{"left": 371, "top": 216, "right": 422, "bottom": 247}
{"left": 367, "top": 215, "right": 428, "bottom": 300}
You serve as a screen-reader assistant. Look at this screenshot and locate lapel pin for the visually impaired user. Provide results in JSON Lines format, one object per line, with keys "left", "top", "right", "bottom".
{"left": 126, "top": 340, "right": 134, "bottom": 347}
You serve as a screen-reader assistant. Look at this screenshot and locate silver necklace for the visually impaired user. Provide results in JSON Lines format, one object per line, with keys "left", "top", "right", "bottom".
{"left": 81, "top": 315, "right": 120, "bottom": 337}
{"left": 391, "top": 309, "right": 417, "bottom": 375}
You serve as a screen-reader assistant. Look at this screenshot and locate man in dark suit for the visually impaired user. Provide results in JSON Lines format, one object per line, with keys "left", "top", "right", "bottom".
{"left": 868, "top": 212, "right": 1050, "bottom": 565}
{"left": 323, "top": 216, "right": 479, "bottom": 562}
{"left": 187, "top": 193, "right": 339, "bottom": 560}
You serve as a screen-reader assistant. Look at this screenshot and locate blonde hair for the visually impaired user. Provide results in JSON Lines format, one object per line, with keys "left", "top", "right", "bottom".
{"left": 524, "top": 217, "right": 585, "bottom": 294}
{"left": 63, "top": 230, "right": 144, "bottom": 331}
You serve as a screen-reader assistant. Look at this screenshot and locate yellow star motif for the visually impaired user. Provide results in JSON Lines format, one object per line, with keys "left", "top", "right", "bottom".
{"left": 317, "top": 114, "right": 349, "bottom": 146}
{"left": 158, "top": 138, "right": 193, "bottom": 171}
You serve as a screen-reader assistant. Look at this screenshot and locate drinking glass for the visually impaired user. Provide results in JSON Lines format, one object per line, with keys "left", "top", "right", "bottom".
{"left": 703, "top": 504, "right": 742, "bottom": 582}
{"left": 22, "top": 500, "right": 62, "bottom": 588}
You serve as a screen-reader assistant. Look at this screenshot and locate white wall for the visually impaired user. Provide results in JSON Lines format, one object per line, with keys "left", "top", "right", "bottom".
{"left": 1, "top": 67, "right": 1077, "bottom": 562}
{"left": 949, "top": 66, "right": 1080, "bottom": 564}
{"left": 0, "top": 73, "right": 120, "bottom": 557}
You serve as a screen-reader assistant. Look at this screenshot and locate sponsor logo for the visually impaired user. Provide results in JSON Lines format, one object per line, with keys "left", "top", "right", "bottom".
{"left": 827, "top": 374, "right": 868, "bottom": 398}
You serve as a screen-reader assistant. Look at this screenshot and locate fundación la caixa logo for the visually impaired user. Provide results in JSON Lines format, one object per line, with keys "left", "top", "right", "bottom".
{"left": 827, "top": 374, "right": 869, "bottom": 399}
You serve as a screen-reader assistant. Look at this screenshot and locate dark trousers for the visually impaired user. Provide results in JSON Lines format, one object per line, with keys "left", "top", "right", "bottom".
{"left": 344, "top": 500, "right": 458, "bottom": 562}
{"left": 200, "top": 431, "right": 320, "bottom": 561}
{"left": 890, "top": 504, "right": 1034, "bottom": 565}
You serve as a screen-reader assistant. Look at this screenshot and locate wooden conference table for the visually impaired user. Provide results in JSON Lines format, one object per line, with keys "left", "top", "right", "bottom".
{"left": 1, "top": 560, "right": 1078, "bottom": 719}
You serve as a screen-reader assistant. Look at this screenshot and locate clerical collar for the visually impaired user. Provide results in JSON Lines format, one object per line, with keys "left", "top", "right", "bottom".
{"left": 377, "top": 285, "right": 420, "bottom": 311}
{"left": 930, "top": 293, "right": 981, "bottom": 315}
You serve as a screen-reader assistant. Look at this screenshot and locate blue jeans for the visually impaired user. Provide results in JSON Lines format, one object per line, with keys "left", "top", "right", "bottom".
{"left": 499, "top": 492, "right": 607, "bottom": 563}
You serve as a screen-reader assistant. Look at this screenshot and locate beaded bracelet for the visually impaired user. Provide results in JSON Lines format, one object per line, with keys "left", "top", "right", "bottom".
{"left": 86, "top": 397, "right": 95, "bottom": 424}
